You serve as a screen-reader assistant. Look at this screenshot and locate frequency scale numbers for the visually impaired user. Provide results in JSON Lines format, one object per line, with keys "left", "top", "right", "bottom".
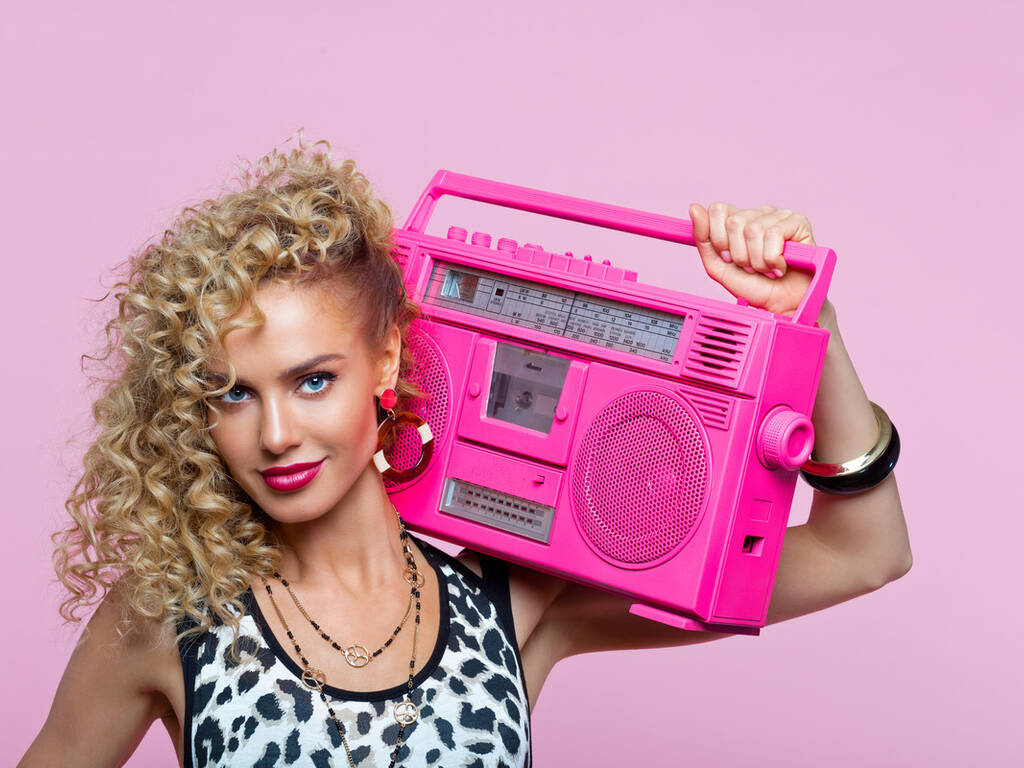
{"left": 425, "top": 261, "right": 684, "bottom": 362}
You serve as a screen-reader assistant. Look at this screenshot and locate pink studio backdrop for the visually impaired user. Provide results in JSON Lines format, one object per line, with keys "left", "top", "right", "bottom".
{"left": 3, "top": 1, "right": 1020, "bottom": 765}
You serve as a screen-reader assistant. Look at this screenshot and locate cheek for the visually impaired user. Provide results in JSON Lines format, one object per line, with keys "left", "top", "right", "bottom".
{"left": 209, "top": 421, "right": 246, "bottom": 472}
{"left": 317, "top": 393, "right": 379, "bottom": 449}
{"left": 207, "top": 406, "right": 258, "bottom": 467}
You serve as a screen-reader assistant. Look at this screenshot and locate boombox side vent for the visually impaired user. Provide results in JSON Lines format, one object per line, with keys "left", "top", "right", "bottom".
{"left": 683, "top": 315, "right": 753, "bottom": 388}
{"left": 678, "top": 389, "right": 733, "bottom": 431}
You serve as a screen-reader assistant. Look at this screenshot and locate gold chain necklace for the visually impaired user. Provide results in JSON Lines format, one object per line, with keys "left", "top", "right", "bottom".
{"left": 276, "top": 506, "right": 422, "bottom": 668}
{"left": 279, "top": 581, "right": 413, "bottom": 668}
{"left": 260, "top": 507, "right": 423, "bottom": 768}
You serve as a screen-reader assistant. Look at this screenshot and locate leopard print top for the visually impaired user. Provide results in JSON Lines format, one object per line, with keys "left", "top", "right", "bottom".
{"left": 177, "top": 538, "right": 532, "bottom": 767}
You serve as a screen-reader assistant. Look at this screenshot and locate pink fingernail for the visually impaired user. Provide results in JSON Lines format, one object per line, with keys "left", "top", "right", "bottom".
{"left": 773, "top": 269, "right": 784, "bottom": 279}
{"left": 721, "top": 250, "right": 732, "bottom": 263}
{"left": 743, "top": 266, "right": 755, "bottom": 274}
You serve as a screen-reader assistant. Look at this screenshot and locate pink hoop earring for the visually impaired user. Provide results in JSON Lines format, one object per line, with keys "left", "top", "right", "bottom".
{"left": 373, "top": 387, "right": 434, "bottom": 482}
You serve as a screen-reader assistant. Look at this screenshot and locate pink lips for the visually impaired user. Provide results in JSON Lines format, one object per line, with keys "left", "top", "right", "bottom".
{"left": 260, "top": 459, "right": 325, "bottom": 492}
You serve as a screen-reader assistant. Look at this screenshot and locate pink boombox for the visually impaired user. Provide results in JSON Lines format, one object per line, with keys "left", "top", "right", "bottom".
{"left": 384, "top": 172, "right": 836, "bottom": 635}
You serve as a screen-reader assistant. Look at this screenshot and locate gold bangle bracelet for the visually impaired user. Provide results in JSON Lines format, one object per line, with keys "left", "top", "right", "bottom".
{"left": 800, "top": 401, "right": 892, "bottom": 478}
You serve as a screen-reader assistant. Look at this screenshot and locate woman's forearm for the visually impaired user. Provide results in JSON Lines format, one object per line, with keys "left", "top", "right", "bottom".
{"left": 803, "top": 299, "right": 913, "bottom": 585}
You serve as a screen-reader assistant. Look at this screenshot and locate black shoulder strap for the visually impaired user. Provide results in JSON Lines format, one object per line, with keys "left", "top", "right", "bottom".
{"left": 470, "top": 551, "right": 533, "bottom": 767}
{"left": 413, "top": 537, "right": 518, "bottom": 646}
{"left": 476, "top": 553, "right": 517, "bottom": 642}
{"left": 174, "top": 614, "right": 200, "bottom": 768}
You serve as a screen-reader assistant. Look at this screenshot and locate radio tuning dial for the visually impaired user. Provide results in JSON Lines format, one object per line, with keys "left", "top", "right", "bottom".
{"left": 447, "top": 226, "right": 468, "bottom": 242}
{"left": 471, "top": 231, "right": 492, "bottom": 248}
{"left": 757, "top": 407, "right": 814, "bottom": 471}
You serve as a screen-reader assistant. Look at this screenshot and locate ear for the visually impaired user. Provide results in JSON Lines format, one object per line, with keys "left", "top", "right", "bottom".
{"left": 375, "top": 323, "right": 402, "bottom": 392}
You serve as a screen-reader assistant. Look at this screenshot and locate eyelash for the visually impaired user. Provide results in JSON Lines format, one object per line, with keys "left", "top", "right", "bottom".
{"left": 215, "top": 372, "right": 338, "bottom": 406}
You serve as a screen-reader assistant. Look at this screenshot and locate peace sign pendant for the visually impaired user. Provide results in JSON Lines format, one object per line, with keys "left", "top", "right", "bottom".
{"left": 393, "top": 699, "right": 419, "bottom": 726}
{"left": 301, "top": 667, "right": 327, "bottom": 692}
{"left": 343, "top": 644, "right": 370, "bottom": 667}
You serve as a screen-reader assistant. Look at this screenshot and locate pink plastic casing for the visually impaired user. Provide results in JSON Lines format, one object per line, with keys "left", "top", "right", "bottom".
{"left": 385, "top": 171, "right": 836, "bottom": 634}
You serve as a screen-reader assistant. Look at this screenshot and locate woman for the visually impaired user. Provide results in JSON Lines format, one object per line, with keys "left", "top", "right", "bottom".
{"left": 20, "top": 142, "right": 912, "bottom": 767}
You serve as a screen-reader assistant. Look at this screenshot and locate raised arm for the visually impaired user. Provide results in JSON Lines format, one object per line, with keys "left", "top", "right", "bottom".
{"left": 766, "top": 300, "right": 911, "bottom": 625}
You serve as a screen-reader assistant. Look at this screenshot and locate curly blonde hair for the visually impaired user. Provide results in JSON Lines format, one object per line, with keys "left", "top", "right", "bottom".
{"left": 53, "top": 140, "right": 424, "bottom": 647}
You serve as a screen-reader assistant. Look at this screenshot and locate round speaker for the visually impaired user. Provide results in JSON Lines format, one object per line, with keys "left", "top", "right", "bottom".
{"left": 382, "top": 323, "right": 450, "bottom": 489}
{"left": 571, "top": 390, "right": 710, "bottom": 567}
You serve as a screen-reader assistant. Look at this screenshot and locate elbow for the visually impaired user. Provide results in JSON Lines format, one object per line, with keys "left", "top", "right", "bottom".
{"left": 894, "top": 543, "right": 914, "bottom": 579}
{"left": 865, "top": 552, "right": 913, "bottom": 592}
{"left": 888, "top": 556, "right": 913, "bottom": 585}
{"left": 895, "top": 551, "right": 913, "bottom": 580}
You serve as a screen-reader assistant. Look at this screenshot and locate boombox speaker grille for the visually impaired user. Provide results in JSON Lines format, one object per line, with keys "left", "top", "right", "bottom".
{"left": 383, "top": 326, "right": 449, "bottom": 489}
{"left": 572, "top": 391, "right": 709, "bottom": 565}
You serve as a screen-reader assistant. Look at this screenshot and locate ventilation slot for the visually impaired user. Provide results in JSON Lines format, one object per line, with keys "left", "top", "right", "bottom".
{"left": 678, "top": 389, "right": 733, "bottom": 431}
{"left": 684, "top": 316, "right": 753, "bottom": 388}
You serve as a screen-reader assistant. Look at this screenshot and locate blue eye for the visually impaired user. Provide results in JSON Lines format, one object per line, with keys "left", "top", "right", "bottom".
{"left": 221, "top": 386, "right": 250, "bottom": 404}
{"left": 299, "top": 373, "right": 336, "bottom": 395}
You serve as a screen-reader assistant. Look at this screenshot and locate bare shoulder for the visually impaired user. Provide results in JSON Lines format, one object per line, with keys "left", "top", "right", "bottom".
{"left": 19, "top": 582, "right": 184, "bottom": 768}
{"left": 91, "top": 583, "right": 184, "bottom": 704}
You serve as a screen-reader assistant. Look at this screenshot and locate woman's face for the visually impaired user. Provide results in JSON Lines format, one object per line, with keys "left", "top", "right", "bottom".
{"left": 206, "top": 279, "right": 400, "bottom": 524}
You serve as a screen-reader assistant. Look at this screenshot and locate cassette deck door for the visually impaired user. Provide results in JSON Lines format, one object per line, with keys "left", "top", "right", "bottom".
{"left": 457, "top": 336, "right": 587, "bottom": 466}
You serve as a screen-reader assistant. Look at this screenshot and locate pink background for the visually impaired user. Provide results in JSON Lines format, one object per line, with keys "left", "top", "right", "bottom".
{"left": 4, "top": 1, "right": 1021, "bottom": 765}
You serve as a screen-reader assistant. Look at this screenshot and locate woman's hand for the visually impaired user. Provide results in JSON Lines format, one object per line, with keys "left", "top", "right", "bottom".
{"left": 688, "top": 202, "right": 818, "bottom": 319}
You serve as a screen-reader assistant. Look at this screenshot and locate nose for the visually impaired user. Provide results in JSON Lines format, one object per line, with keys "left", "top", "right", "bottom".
{"left": 259, "top": 395, "right": 302, "bottom": 455}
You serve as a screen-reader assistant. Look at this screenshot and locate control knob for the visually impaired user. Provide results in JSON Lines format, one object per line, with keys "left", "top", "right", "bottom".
{"left": 756, "top": 406, "right": 815, "bottom": 471}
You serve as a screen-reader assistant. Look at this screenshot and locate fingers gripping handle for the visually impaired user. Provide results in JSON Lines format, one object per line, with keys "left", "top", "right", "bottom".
{"left": 403, "top": 170, "right": 836, "bottom": 326}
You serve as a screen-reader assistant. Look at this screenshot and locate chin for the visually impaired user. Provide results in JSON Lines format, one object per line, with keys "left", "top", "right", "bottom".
{"left": 259, "top": 500, "right": 332, "bottom": 526}
{"left": 250, "top": 481, "right": 331, "bottom": 520}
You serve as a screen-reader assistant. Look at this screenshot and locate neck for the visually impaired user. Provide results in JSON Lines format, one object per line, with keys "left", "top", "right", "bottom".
{"left": 266, "top": 465, "right": 409, "bottom": 594}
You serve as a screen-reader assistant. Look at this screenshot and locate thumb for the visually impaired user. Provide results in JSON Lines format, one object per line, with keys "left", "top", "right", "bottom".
{"left": 688, "top": 203, "right": 711, "bottom": 248}
{"left": 688, "top": 203, "right": 723, "bottom": 270}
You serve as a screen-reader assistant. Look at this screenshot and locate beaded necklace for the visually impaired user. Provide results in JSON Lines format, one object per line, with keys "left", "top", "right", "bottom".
{"left": 260, "top": 507, "right": 423, "bottom": 767}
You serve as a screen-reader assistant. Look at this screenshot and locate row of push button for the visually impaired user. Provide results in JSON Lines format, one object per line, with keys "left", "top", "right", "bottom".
{"left": 446, "top": 226, "right": 638, "bottom": 284}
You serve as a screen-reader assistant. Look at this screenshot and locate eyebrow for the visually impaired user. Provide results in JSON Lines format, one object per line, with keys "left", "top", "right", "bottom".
{"left": 206, "top": 354, "right": 346, "bottom": 388}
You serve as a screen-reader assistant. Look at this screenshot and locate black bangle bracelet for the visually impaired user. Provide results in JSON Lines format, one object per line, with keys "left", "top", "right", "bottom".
{"left": 799, "top": 420, "right": 900, "bottom": 495}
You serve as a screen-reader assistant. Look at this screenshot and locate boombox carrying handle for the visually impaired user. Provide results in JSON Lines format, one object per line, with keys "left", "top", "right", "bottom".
{"left": 404, "top": 170, "right": 837, "bottom": 327}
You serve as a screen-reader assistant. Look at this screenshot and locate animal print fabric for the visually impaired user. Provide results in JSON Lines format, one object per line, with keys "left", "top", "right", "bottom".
{"left": 177, "top": 539, "right": 532, "bottom": 767}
